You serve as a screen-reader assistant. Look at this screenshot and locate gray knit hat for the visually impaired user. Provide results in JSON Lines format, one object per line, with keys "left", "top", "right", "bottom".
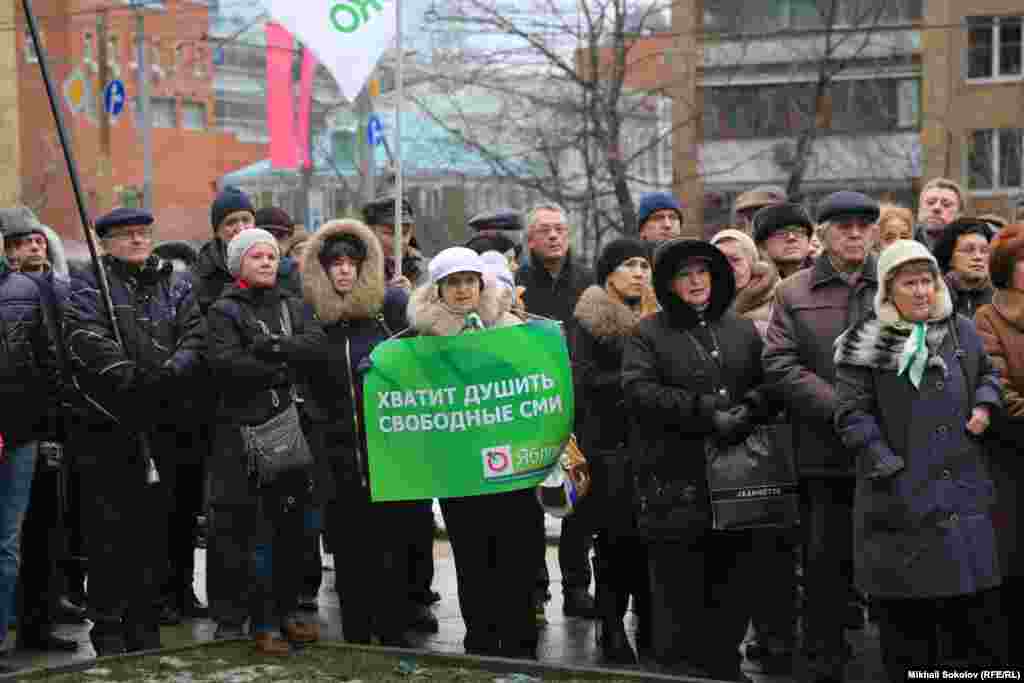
{"left": 226, "top": 228, "right": 279, "bottom": 278}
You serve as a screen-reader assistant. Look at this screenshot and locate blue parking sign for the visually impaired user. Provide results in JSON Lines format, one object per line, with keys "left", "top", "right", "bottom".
{"left": 103, "top": 80, "right": 126, "bottom": 118}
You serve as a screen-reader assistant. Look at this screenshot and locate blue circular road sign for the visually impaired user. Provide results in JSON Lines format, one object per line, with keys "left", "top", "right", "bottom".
{"left": 103, "top": 79, "right": 126, "bottom": 117}
{"left": 367, "top": 114, "right": 384, "bottom": 146}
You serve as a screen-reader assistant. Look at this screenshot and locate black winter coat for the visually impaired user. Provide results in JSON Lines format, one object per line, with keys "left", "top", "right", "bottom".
{"left": 571, "top": 285, "right": 649, "bottom": 533}
{"left": 192, "top": 239, "right": 234, "bottom": 315}
{"left": 64, "top": 255, "right": 199, "bottom": 467}
{"left": 516, "top": 251, "right": 595, "bottom": 337}
{"left": 206, "top": 283, "right": 315, "bottom": 505}
{"left": 0, "top": 260, "right": 59, "bottom": 447}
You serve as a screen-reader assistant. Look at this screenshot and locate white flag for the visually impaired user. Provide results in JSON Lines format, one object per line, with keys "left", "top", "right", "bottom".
{"left": 260, "top": 0, "right": 396, "bottom": 99}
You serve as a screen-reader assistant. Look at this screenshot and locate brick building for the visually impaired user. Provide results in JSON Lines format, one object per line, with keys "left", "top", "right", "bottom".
{"left": 10, "top": 0, "right": 266, "bottom": 248}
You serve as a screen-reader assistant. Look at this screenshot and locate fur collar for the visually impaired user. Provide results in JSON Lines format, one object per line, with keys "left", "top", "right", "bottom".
{"left": 993, "top": 288, "right": 1024, "bottom": 331}
{"left": 734, "top": 260, "right": 778, "bottom": 317}
{"left": 408, "top": 281, "right": 520, "bottom": 336}
{"left": 301, "top": 219, "right": 385, "bottom": 323}
{"left": 573, "top": 284, "right": 653, "bottom": 342}
{"left": 834, "top": 317, "right": 949, "bottom": 377}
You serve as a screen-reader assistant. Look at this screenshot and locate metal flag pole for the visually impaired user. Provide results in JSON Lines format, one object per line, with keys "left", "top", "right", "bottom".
{"left": 21, "top": 0, "right": 159, "bottom": 485}
{"left": 393, "top": 0, "right": 405, "bottom": 271}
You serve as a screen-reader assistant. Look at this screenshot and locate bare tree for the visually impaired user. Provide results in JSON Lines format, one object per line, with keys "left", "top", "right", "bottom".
{"left": 406, "top": 0, "right": 690, "bottom": 257}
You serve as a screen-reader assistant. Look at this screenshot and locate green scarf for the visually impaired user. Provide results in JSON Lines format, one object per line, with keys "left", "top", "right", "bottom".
{"left": 898, "top": 322, "right": 929, "bottom": 389}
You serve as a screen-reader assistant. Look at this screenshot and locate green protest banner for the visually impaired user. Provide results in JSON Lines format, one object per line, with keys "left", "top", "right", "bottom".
{"left": 364, "top": 319, "right": 574, "bottom": 502}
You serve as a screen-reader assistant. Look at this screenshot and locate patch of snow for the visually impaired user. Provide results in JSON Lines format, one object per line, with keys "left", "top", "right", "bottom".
{"left": 159, "top": 657, "right": 192, "bottom": 669}
{"left": 84, "top": 669, "right": 113, "bottom": 676}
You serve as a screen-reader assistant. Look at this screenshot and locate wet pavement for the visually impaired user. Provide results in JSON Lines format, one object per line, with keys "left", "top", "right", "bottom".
{"left": 2, "top": 528, "right": 887, "bottom": 682}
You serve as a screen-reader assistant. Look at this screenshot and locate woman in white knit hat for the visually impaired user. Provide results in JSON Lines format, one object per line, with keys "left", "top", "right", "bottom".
{"left": 406, "top": 247, "right": 538, "bottom": 659}
{"left": 834, "top": 239, "right": 1006, "bottom": 680}
{"left": 205, "top": 228, "right": 323, "bottom": 655}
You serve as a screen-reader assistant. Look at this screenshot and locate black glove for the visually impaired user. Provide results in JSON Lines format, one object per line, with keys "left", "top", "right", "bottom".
{"left": 711, "top": 405, "right": 753, "bottom": 446}
{"left": 251, "top": 333, "right": 285, "bottom": 360}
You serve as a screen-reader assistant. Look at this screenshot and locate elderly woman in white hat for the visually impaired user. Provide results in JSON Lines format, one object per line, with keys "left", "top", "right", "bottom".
{"left": 407, "top": 247, "right": 537, "bottom": 659}
{"left": 833, "top": 239, "right": 1006, "bottom": 680}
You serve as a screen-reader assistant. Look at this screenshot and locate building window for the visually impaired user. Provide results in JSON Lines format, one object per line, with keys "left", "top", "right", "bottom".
{"left": 703, "top": 0, "right": 921, "bottom": 35}
{"left": 967, "top": 16, "right": 1023, "bottom": 80}
{"left": 134, "top": 97, "right": 177, "bottom": 128}
{"left": 182, "top": 101, "right": 207, "bottom": 130}
{"left": 968, "top": 128, "right": 1024, "bottom": 191}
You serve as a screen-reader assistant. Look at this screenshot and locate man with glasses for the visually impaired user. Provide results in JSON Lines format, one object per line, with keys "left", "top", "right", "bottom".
{"left": 516, "top": 204, "right": 597, "bottom": 624}
{"left": 636, "top": 192, "right": 684, "bottom": 243}
{"left": 64, "top": 207, "right": 200, "bottom": 655}
{"left": 753, "top": 202, "right": 816, "bottom": 279}
{"left": 763, "top": 191, "right": 881, "bottom": 683}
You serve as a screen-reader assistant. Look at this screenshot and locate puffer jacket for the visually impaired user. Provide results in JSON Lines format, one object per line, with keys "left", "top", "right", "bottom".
{"left": 63, "top": 254, "right": 199, "bottom": 451}
{"left": 0, "top": 258, "right": 59, "bottom": 446}
{"left": 622, "top": 240, "right": 774, "bottom": 542}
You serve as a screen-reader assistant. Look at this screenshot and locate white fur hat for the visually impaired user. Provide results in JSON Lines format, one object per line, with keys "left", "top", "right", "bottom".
{"left": 429, "top": 246, "right": 485, "bottom": 284}
{"left": 480, "top": 250, "right": 515, "bottom": 290}
{"left": 875, "top": 239, "right": 953, "bottom": 324}
{"left": 227, "top": 228, "right": 280, "bottom": 277}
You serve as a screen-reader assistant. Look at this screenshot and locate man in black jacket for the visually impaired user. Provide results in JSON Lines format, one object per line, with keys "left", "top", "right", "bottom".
{"left": 515, "top": 204, "right": 596, "bottom": 620}
{"left": 64, "top": 208, "right": 200, "bottom": 655}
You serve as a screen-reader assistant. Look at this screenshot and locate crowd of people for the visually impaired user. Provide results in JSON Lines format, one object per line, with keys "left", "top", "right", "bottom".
{"left": 0, "top": 178, "right": 1021, "bottom": 682}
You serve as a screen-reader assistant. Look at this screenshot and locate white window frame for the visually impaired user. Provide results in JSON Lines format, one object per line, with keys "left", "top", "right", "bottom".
{"left": 965, "top": 15, "right": 1024, "bottom": 83}
{"left": 965, "top": 127, "right": 1024, "bottom": 197}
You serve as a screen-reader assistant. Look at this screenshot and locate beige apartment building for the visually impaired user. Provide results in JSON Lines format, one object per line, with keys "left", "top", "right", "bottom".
{"left": 922, "top": 0, "right": 1024, "bottom": 219}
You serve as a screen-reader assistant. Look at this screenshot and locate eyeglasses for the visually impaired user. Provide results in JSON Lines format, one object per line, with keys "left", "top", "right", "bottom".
{"left": 106, "top": 226, "right": 155, "bottom": 242}
{"left": 768, "top": 227, "right": 809, "bottom": 240}
{"left": 532, "top": 223, "right": 568, "bottom": 238}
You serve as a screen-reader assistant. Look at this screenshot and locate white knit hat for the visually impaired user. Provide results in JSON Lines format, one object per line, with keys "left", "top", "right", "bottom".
{"left": 711, "top": 228, "right": 758, "bottom": 265}
{"left": 227, "top": 228, "right": 280, "bottom": 277}
{"left": 875, "top": 239, "right": 953, "bottom": 324}
{"left": 429, "top": 246, "right": 485, "bottom": 284}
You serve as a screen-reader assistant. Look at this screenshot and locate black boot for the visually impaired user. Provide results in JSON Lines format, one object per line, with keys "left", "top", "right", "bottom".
{"left": 90, "top": 617, "right": 126, "bottom": 657}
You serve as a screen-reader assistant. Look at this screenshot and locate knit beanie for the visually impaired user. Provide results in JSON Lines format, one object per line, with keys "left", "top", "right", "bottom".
{"left": 211, "top": 187, "right": 255, "bottom": 233}
{"left": 637, "top": 193, "right": 684, "bottom": 230}
{"left": 990, "top": 223, "right": 1024, "bottom": 289}
{"left": 595, "top": 238, "right": 650, "bottom": 285}
{"left": 711, "top": 228, "right": 758, "bottom": 265}
{"left": 875, "top": 239, "right": 953, "bottom": 324}
{"left": 226, "top": 228, "right": 279, "bottom": 277}
{"left": 932, "top": 217, "right": 996, "bottom": 273}
{"left": 254, "top": 207, "right": 295, "bottom": 234}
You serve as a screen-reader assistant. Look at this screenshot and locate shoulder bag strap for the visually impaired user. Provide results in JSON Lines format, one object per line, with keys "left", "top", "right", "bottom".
{"left": 948, "top": 317, "right": 974, "bottom": 413}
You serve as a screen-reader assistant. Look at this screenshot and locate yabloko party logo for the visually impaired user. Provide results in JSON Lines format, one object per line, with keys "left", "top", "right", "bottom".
{"left": 482, "top": 445, "right": 514, "bottom": 479}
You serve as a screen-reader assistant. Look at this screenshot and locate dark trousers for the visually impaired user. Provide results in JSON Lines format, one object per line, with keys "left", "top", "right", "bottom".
{"left": 876, "top": 588, "right": 1007, "bottom": 681}
{"left": 647, "top": 531, "right": 769, "bottom": 679}
{"left": 160, "top": 461, "right": 204, "bottom": 608}
{"left": 441, "top": 490, "right": 538, "bottom": 659}
{"left": 250, "top": 494, "right": 319, "bottom": 631}
{"left": 800, "top": 477, "right": 855, "bottom": 669}
{"left": 531, "top": 503, "right": 549, "bottom": 600}
{"left": 17, "top": 464, "right": 65, "bottom": 636}
{"left": 409, "top": 504, "right": 436, "bottom": 599}
{"left": 62, "top": 463, "right": 87, "bottom": 604}
{"left": 747, "top": 531, "right": 798, "bottom": 651}
{"left": 207, "top": 503, "right": 255, "bottom": 627}
{"left": 326, "top": 459, "right": 427, "bottom": 644}
{"left": 80, "top": 461, "right": 167, "bottom": 653}
{"left": 558, "top": 508, "right": 593, "bottom": 593}
{"left": 301, "top": 513, "right": 324, "bottom": 600}
{"left": 593, "top": 531, "right": 648, "bottom": 628}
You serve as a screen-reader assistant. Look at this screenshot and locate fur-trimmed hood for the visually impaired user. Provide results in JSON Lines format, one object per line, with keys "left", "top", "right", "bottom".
{"left": 733, "top": 260, "right": 778, "bottom": 318}
{"left": 834, "top": 316, "right": 950, "bottom": 379}
{"left": 573, "top": 284, "right": 655, "bottom": 343}
{"left": 301, "top": 219, "right": 385, "bottom": 323}
{"left": 408, "top": 280, "right": 520, "bottom": 337}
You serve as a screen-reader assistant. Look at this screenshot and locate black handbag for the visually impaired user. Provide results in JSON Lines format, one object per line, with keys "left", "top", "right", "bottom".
{"left": 241, "top": 303, "right": 314, "bottom": 485}
{"left": 705, "top": 423, "right": 800, "bottom": 531}
{"left": 634, "top": 474, "right": 706, "bottom": 538}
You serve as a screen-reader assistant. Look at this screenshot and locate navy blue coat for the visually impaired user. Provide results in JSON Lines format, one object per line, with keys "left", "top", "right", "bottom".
{"left": 0, "top": 260, "right": 59, "bottom": 446}
{"left": 835, "top": 315, "right": 1003, "bottom": 599}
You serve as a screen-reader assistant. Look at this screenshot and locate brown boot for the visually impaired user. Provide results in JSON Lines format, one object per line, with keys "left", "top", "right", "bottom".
{"left": 284, "top": 620, "right": 320, "bottom": 644}
{"left": 254, "top": 632, "right": 291, "bottom": 656}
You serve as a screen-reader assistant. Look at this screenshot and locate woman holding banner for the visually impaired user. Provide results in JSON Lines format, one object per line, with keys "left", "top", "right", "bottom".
{"left": 252, "top": 218, "right": 433, "bottom": 647}
{"left": 407, "top": 246, "right": 538, "bottom": 659}
{"left": 620, "top": 239, "right": 780, "bottom": 680}
{"left": 570, "top": 238, "right": 656, "bottom": 665}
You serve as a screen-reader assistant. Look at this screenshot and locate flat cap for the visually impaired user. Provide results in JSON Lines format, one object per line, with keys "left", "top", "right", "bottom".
{"left": 363, "top": 194, "right": 415, "bottom": 226}
{"left": 752, "top": 203, "right": 814, "bottom": 244}
{"left": 816, "top": 191, "right": 880, "bottom": 225}
{"left": 95, "top": 207, "right": 154, "bottom": 237}
{"left": 735, "top": 185, "right": 787, "bottom": 214}
{"left": 467, "top": 208, "right": 523, "bottom": 233}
